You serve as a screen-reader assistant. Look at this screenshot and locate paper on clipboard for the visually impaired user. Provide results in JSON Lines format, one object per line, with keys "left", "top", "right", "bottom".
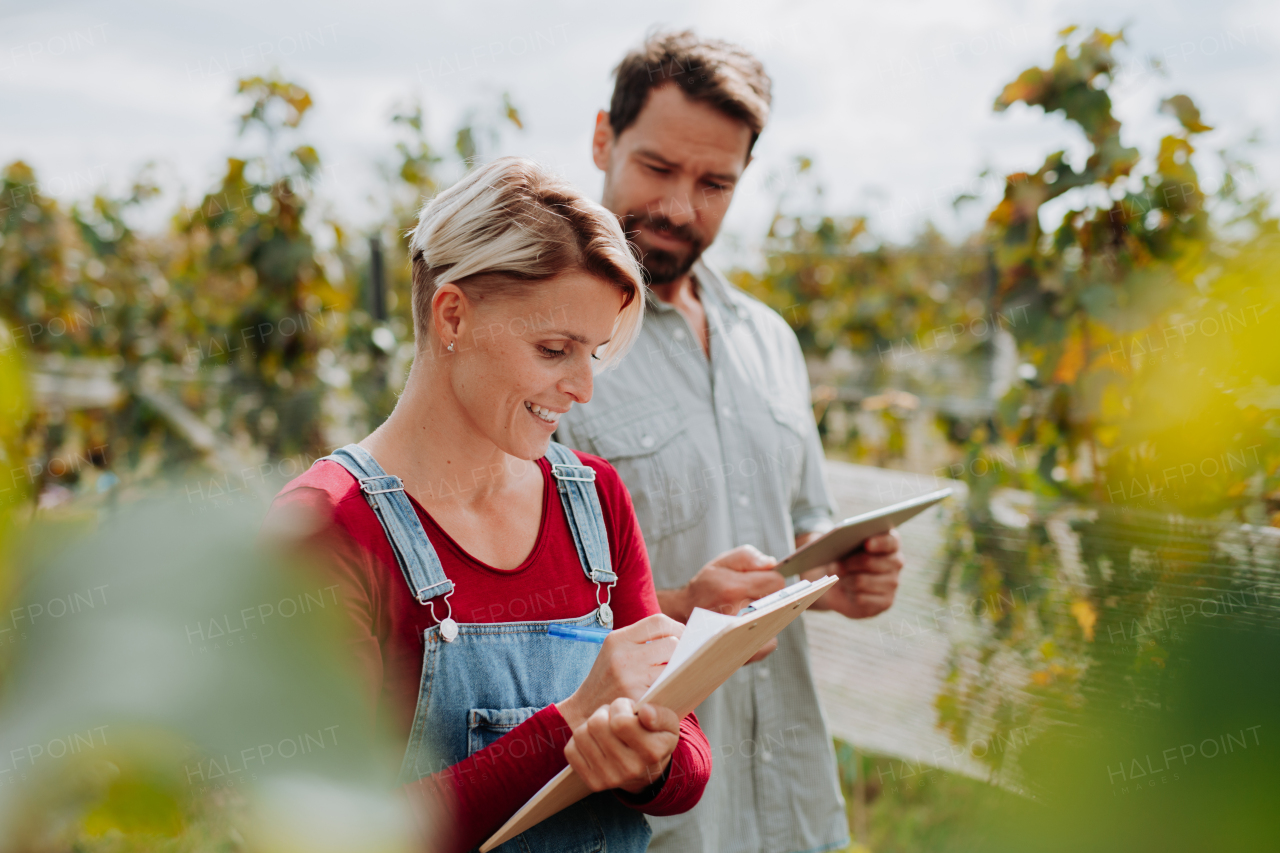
{"left": 480, "top": 574, "right": 838, "bottom": 851}
{"left": 646, "top": 607, "right": 736, "bottom": 693}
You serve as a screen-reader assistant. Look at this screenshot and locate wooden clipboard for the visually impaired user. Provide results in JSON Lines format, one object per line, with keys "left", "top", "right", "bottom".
{"left": 480, "top": 574, "right": 839, "bottom": 851}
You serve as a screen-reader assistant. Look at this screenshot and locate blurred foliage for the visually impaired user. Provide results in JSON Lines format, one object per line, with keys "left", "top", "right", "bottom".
{"left": 0, "top": 331, "right": 26, "bottom": 657}
{"left": 948, "top": 619, "right": 1280, "bottom": 852}
{"left": 832, "top": 741, "right": 1016, "bottom": 853}
{"left": 982, "top": 26, "right": 1277, "bottom": 519}
{"left": 0, "top": 72, "right": 522, "bottom": 850}
{"left": 839, "top": 619, "right": 1280, "bottom": 852}
{"left": 0, "top": 74, "right": 522, "bottom": 512}
{"left": 170, "top": 72, "right": 352, "bottom": 460}
{"left": 932, "top": 28, "right": 1280, "bottom": 777}
{"left": 0, "top": 499, "right": 412, "bottom": 851}
{"left": 740, "top": 27, "right": 1280, "bottom": 785}
{"left": 1, "top": 26, "right": 1277, "bottom": 850}
{"left": 736, "top": 213, "right": 990, "bottom": 361}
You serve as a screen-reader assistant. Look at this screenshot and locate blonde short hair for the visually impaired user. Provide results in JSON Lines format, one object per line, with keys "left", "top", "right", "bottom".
{"left": 407, "top": 157, "right": 646, "bottom": 369}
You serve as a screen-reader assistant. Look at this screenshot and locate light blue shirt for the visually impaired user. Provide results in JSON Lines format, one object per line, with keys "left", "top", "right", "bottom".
{"left": 557, "top": 260, "right": 848, "bottom": 853}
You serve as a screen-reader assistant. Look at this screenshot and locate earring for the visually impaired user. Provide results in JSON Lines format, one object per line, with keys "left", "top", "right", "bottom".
{"left": 447, "top": 341, "right": 455, "bottom": 352}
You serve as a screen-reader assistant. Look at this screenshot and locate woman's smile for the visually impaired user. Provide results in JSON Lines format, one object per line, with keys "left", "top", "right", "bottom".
{"left": 524, "top": 401, "right": 566, "bottom": 427}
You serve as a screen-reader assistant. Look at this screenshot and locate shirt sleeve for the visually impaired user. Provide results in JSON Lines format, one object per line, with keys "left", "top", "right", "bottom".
{"left": 265, "top": 485, "right": 386, "bottom": 719}
{"left": 780, "top": 324, "right": 838, "bottom": 538}
{"left": 406, "top": 704, "right": 576, "bottom": 853}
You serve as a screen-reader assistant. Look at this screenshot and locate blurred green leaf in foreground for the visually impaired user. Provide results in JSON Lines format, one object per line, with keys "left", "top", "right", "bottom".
{"left": 0, "top": 496, "right": 415, "bottom": 853}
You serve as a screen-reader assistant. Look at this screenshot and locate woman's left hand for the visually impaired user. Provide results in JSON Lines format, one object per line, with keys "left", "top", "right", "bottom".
{"left": 564, "top": 697, "right": 680, "bottom": 794}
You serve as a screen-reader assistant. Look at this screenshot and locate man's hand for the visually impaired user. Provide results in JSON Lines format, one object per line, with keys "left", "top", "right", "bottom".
{"left": 801, "top": 528, "right": 904, "bottom": 619}
{"left": 655, "top": 544, "right": 784, "bottom": 663}
{"left": 564, "top": 698, "right": 681, "bottom": 794}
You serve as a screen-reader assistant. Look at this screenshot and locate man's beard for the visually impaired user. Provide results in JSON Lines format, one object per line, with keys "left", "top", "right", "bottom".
{"left": 618, "top": 210, "right": 706, "bottom": 286}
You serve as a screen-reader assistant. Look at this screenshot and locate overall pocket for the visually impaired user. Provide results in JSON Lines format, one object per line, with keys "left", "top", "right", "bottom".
{"left": 467, "top": 706, "right": 540, "bottom": 756}
{"left": 468, "top": 707, "right": 608, "bottom": 853}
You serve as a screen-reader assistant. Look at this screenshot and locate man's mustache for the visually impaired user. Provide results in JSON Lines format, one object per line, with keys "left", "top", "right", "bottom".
{"left": 621, "top": 211, "right": 698, "bottom": 246}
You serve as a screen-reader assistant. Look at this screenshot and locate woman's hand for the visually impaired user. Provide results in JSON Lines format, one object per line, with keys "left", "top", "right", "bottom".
{"left": 564, "top": 698, "right": 681, "bottom": 794}
{"left": 554, "top": 613, "right": 682, "bottom": 731}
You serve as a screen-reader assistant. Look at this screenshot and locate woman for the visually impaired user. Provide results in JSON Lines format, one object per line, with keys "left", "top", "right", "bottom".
{"left": 269, "top": 158, "right": 712, "bottom": 852}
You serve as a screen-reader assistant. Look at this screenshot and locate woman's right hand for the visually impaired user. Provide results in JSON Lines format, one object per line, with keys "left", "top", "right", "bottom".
{"left": 554, "top": 613, "right": 683, "bottom": 731}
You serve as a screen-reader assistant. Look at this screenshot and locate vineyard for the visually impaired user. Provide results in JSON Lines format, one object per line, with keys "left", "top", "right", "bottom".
{"left": 1, "top": 25, "right": 1277, "bottom": 853}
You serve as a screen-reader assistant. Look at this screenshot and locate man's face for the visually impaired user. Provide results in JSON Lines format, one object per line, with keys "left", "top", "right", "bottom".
{"left": 593, "top": 84, "right": 753, "bottom": 285}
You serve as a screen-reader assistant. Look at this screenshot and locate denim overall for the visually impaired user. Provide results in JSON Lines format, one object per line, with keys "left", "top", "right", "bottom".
{"left": 319, "top": 442, "right": 652, "bottom": 853}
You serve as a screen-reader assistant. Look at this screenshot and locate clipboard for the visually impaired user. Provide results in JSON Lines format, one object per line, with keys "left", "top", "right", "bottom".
{"left": 480, "top": 574, "right": 839, "bottom": 851}
{"left": 774, "top": 488, "right": 952, "bottom": 576}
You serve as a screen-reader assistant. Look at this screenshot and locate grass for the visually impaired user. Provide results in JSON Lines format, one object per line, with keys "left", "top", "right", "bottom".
{"left": 834, "top": 740, "right": 1017, "bottom": 853}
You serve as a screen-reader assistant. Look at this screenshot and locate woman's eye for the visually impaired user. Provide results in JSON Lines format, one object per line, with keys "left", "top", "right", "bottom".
{"left": 537, "top": 345, "right": 567, "bottom": 358}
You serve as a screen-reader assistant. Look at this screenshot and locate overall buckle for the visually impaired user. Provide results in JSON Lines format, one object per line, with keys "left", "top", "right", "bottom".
{"left": 551, "top": 463, "right": 596, "bottom": 483}
{"left": 359, "top": 475, "right": 405, "bottom": 495}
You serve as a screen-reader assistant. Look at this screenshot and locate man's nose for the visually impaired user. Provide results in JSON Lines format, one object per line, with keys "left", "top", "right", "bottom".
{"left": 658, "top": 180, "right": 700, "bottom": 226}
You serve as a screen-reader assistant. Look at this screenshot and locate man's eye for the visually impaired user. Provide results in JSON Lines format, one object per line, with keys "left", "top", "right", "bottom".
{"left": 537, "top": 345, "right": 567, "bottom": 358}
{"left": 647, "top": 164, "right": 670, "bottom": 175}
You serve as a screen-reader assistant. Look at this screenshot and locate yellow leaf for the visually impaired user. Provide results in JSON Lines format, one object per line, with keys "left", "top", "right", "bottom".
{"left": 1071, "top": 599, "right": 1097, "bottom": 641}
{"left": 1052, "top": 329, "right": 1087, "bottom": 384}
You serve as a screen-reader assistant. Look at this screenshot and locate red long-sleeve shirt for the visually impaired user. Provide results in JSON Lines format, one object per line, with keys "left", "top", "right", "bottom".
{"left": 268, "top": 450, "right": 710, "bottom": 852}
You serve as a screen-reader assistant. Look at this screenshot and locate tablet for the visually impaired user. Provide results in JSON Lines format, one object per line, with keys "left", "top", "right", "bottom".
{"left": 775, "top": 487, "right": 953, "bottom": 576}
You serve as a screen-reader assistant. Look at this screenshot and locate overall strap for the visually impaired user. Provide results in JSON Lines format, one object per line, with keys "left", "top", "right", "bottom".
{"left": 544, "top": 441, "right": 617, "bottom": 586}
{"left": 318, "top": 445, "right": 454, "bottom": 607}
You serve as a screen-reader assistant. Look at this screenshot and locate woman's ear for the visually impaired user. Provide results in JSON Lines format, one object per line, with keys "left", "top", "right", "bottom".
{"left": 431, "top": 283, "right": 467, "bottom": 350}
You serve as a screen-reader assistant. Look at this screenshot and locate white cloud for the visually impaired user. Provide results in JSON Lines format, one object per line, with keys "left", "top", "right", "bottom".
{"left": 2, "top": 0, "right": 1276, "bottom": 265}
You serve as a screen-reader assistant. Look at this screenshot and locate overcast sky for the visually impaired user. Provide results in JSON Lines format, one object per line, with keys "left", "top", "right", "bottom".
{"left": 2, "top": 0, "right": 1277, "bottom": 269}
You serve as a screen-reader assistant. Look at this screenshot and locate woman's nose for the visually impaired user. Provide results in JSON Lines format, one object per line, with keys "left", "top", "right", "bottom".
{"left": 561, "top": 355, "right": 595, "bottom": 405}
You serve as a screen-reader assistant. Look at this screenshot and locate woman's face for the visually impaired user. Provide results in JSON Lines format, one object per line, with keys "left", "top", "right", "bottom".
{"left": 442, "top": 270, "right": 626, "bottom": 461}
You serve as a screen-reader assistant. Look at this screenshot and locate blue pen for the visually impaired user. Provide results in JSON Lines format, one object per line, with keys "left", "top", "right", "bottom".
{"left": 547, "top": 624, "right": 611, "bottom": 644}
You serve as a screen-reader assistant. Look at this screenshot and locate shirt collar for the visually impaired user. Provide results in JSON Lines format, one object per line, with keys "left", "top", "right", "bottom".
{"left": 643, "top": 259, "right": 735, "bottom": 315}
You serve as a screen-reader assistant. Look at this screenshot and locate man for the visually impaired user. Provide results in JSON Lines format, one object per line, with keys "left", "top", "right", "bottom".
{"left": 556, "top": 31, "right": 905, "bottom": 853}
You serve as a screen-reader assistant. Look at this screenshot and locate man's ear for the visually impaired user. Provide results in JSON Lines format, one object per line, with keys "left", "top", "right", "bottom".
{"left": 591, "top": 110, "right": 614, "bottom": 172}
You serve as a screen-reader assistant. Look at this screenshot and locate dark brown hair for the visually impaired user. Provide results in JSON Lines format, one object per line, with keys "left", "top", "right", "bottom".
{"left": 609, "top": 30, "right": 772, "bottom": 153}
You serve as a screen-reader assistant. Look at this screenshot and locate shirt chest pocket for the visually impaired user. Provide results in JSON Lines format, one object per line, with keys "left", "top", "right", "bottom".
{"left": 768, "top": 397, "right": 811, "bottom": 438}
{"left": 765, "top": 397, "right": 812, "bottom": 496}
{"left": 584, "top": 404, "right": 709, "bottom": 544}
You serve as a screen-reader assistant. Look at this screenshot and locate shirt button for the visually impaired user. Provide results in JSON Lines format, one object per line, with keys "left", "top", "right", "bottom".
{"left": 738, "top": 494, "right": 749, "bottom": 507}
{"left": 640, "top": 435, "right": 655, "bottom": 449}
{"left": 721, "top": 406, "right": 733, "bottom": 417}
{"left": 673, "top": 328, "right": 686, "bottom": 341}
{"left": 758, "top": 667, "right": 770, "bottom": 679}
{"left": 762, "top": 750, "right": 773, "bottom": 763}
